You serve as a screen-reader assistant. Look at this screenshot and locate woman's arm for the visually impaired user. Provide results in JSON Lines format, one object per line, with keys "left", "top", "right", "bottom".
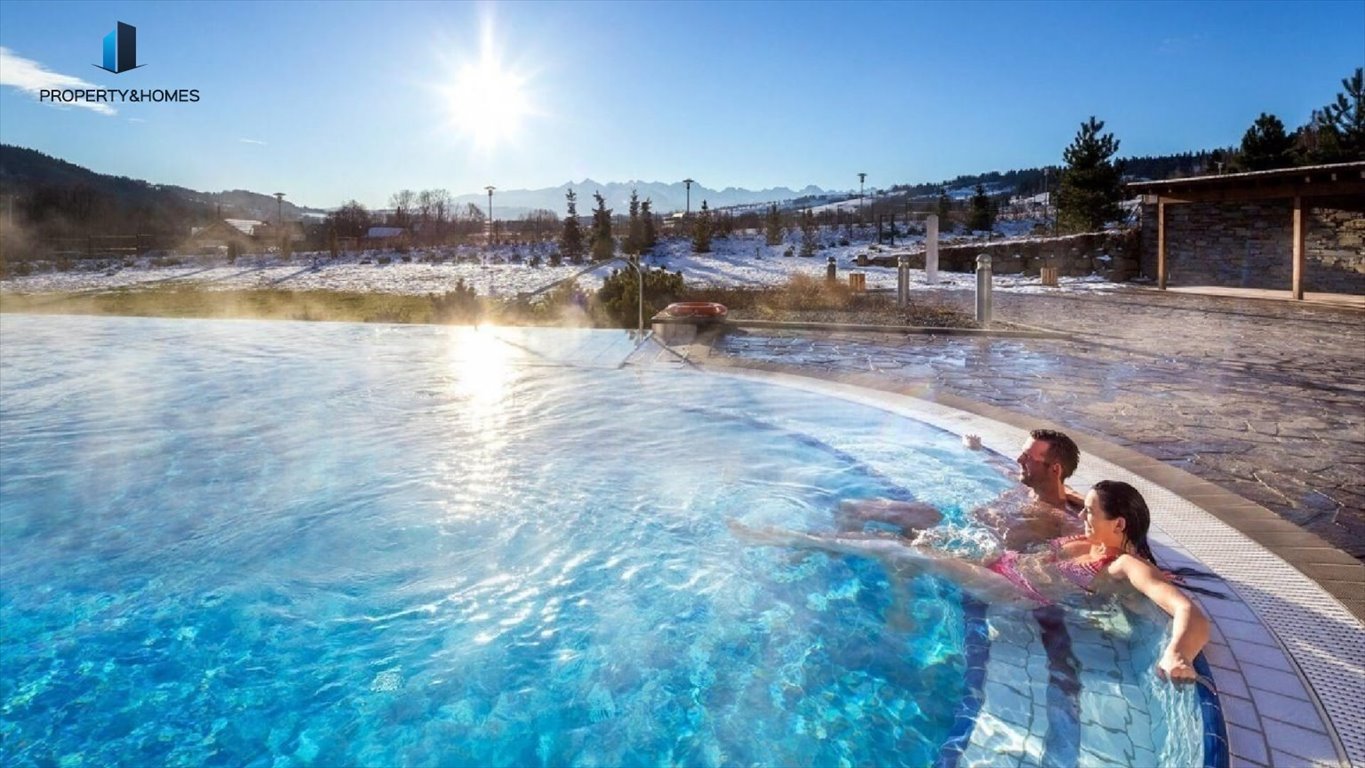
{"left": 1113, "top": 554, "right": 1211, "bottom": 683}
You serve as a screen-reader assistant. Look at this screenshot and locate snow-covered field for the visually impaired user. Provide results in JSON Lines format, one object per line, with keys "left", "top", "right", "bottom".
{"left": 0, "top": 230, "right": 1123, "bottom": 298}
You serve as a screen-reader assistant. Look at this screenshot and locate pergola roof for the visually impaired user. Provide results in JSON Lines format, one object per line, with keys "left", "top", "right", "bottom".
{"left": 1127, "top": 161, "right": 1365, "bottom": 204}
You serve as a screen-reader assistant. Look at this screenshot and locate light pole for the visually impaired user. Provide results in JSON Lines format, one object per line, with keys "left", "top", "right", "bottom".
{"left": 683, "top": 178, "right": 695, "bottom": 218}
{"left": 857, "top": 172, "right": 866, "bottom": 225}
{"left": 273, "top": 192, "right": 286, "bottom": 253}
{"left": 484, "top": 186, "right": 496, "bottom": 245}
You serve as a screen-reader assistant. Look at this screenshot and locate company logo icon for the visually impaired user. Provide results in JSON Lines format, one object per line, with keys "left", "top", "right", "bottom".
{"left": 96, "top": 22, "right": 143, "bottom": 74}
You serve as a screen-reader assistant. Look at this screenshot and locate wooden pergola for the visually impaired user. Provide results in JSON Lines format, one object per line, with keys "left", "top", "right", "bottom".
{"left": 1128, "top": 162, "right": 1365, "bottom": 299}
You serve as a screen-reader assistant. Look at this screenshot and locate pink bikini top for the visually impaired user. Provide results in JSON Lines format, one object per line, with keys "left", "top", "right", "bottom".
{"left": 1048, "top": 535, "right": 1121, "bottom": 592}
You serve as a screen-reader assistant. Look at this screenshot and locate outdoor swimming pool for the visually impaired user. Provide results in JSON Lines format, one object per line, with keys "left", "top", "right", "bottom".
{"left": 0, "top": 315, "right": 1208, "bottom": 766}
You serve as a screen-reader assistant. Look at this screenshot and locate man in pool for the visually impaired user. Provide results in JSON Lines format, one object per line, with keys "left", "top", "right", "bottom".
{"left": 838, "top": 428, "right": 1084, "bottom": 551}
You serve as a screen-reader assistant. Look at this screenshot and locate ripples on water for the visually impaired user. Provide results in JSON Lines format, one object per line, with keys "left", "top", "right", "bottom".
{"left": 0, "top": 315, "right": 1191, "bottom": 766}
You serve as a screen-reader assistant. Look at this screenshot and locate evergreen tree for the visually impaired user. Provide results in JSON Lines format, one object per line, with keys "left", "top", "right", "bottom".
{"left": 968, "top": 183, "right": 994, "bottom": 232}
{"left": 1311, "top": 67, "right": 1364, "bottom": 162}
{"left": 765, "top": 203, "right": 784, "bottom": 246}
{"left": 624, "top": 189, "right": 643, "bottom": 255}
{"left": 1239, "top": 113, "right": 1295, "bottom": 171}
{"left": 799, "top": 209, "right": 819, "bottom": 256}
{"left": 641, "top": 199, "right": 657, "bottom": 251}
{"left": 1056, "top": 116, "right": 1124, "bottom": 233}
{"left": 558, "top": 188, "right": 583, "bottom": 265}
{"left": 590, "top": 191, "right": 614, "bottom": 261}
{"left": 692, "top": 200, "right": 713, "bottom": 253}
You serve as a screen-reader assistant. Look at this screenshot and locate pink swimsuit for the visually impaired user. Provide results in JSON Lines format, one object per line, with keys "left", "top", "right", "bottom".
{"left": 986, "top": 535, "right": 1118, "bottom": 605}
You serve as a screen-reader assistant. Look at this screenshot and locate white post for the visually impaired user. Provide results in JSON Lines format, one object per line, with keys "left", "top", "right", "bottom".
{"left": 925, "top": 214, "right": 939, "bottom": 284}
{"left": 975, "top": 253, "right": 992, "bottom": 325}
{"left": 897, "top": 253, "right": 910, "bottom": 307}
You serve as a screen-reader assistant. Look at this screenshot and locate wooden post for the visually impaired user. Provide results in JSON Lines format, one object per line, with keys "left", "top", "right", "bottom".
{"left": 1157, "top": 200, "right": 1167, "bottom": 290}
{"left": 1292, "top": 195, "right": 1305, "bottom": 300}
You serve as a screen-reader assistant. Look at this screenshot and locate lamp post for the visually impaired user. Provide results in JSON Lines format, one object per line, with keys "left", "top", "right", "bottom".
{"left": 484, "top": 186, "right": 496, "bottom": 246}
{"left": 857, "top": 172, "right": 866, "bottom": 225}
{"left": 273, "top": 192, "right": 286, "bottom": 253}
{"left": 683, "top": 178, "right": 695, "bottom": 218}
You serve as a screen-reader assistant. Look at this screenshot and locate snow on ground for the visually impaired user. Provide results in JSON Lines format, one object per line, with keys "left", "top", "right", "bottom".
{"left": 1, "top": 230, "right": 1124, "bottom": 299}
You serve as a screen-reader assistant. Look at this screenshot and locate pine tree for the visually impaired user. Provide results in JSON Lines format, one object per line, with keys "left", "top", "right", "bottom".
{"left": 692, "top": 200, "right": 713, "bottom": 254}
{"left": 558, "top": 188, "right": 583, "bottom": 265}
{"left": 765, "top": 203, "right": 783, "bottom": 246}
{"left": 641, "top": 199, "right": 657, "bottom": 251}
{"left": 799, "top": 209, "right": 818, "bottom": 256}
{"left": 1056, "top": 116, "right": 1124, "bottom": 233}
{"left": 936, "top": 188, "right": 952, "bottom": 225}
{"left": 1312, "top": 67, "right": 1365, "bottom": 162}
{"left": 590, "top": 191, "right": 614, "bottom": 261}
{"left": 624, "top": 189, "right": 643, "bottom": 255}
{"left": 968, "top": 183, "right": 994, "bottom": 232}
{"left": 1239, "top": 113, "right": 1295, "bottom": 171}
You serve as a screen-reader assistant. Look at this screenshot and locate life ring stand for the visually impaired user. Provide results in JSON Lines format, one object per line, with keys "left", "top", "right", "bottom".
{"left": 660, "top": 302, "right": 728, "bottom": 320}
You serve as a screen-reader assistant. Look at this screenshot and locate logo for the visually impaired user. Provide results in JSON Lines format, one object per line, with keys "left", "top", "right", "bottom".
{"left": 39, "top": 20, "right": 201, "bottom": 107}
{"left": 96, "top": 21, "right": 142, "bottom": 74}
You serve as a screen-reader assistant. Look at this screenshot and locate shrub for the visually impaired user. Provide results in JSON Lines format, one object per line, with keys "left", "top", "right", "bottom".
{"left": 595, "top": 266, "right": 685, "bottom": 328}
{"left": 430, "top": 279, "right": 482, "bottom": 323}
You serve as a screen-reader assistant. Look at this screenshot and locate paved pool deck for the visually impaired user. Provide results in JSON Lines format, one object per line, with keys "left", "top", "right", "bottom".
{"left": 643, "top": 283, "right": 1364, "bottom": 767}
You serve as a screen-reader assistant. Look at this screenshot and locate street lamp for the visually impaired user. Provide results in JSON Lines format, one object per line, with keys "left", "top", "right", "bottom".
{"left": 273, "top": 192, "right": 286, "bottom": 253}
{"left": 857, "top": 172, "right": 866, "bottom": 224}
{"left": 484, "top": 186, "right": 496, "bottom": 246}
{"left": 683, "top": 178, "right": 695, "bottom": 217}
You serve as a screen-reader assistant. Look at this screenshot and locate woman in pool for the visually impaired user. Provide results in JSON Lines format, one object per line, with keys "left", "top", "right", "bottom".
{"left": 730, "top": 480, "right": 1210, "bottom": 684}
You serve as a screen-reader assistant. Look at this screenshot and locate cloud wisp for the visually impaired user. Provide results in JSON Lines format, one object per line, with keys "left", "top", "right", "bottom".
{"left": 238, "top": 138, "right": 267, "bottom": 145}
{"left": 0, "top": 46, "right": 116, "bottom": 116}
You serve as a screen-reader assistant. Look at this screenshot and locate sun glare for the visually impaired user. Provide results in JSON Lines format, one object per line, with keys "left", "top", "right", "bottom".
{"left": 442, "top": 32, "right": 532, "bottom": 151}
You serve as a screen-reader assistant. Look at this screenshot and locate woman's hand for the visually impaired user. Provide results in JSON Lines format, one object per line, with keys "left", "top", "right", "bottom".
{"left": 1158, "top": 646, "right": 1196, "bottom": 684}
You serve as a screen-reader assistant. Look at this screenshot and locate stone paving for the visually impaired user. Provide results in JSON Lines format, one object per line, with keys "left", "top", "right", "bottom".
{"left": 704, "top": 287, "right": 1365, "bottom": 565}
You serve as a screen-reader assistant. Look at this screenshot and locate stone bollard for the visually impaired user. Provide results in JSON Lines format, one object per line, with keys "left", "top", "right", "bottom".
{"left": 826, "top": 255, "right": 837, "bottom": 284}
{"left": 897, "top": 253, "right": 910, "bottom": 307}
{"left": 975, "top": 253, "right": 992, "bottom": 325}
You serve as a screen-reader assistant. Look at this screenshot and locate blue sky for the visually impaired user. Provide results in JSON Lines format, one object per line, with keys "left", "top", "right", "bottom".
{"left": 1, "top": 0, "right": 1361, "bottom": 210}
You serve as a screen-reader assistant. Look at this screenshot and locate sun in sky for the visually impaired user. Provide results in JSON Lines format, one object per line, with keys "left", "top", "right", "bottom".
{"left": 439, "top": 20, "right": 534, "bottom": 152}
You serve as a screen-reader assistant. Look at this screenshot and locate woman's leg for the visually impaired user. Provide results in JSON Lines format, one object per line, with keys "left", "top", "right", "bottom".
{"left": 728, "top": 520, "right": 1042, "bottom": 609}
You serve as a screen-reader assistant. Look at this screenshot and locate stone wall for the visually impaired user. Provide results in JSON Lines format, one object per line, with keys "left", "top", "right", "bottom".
{"left": 876, "top": 230, "right": 1140, "bottom": 280}
{"left": 1137, "top": 201, "right": 1365, "bottom": 294}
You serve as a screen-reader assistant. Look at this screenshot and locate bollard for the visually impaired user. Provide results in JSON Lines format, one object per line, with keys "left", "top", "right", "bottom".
{"left": 897, "top": 253, "right": 910, "bottom": 307}
{"left": 826, "top": 255, "right": 837, "bottom": 284}
{"left": 975, "top": 253, "right": 993, "bottom": 325}
{"left": 925, "top": 214, "right": 939, "bottom": 284}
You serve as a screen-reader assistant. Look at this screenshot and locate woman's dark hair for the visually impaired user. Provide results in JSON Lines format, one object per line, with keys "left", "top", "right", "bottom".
{"left": 1092, "top": 480, "right": 1225, "bottom": 598}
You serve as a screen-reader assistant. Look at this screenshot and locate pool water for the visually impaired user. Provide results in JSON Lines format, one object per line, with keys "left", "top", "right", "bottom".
{"left": 0, "top": 315, "right": 1201, "bottom": 767}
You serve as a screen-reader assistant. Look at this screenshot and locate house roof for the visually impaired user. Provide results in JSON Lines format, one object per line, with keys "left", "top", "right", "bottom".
{"left": 224, "top": 218, "right": 263, "bottom": 236}
{"left": 1126, "top": 161, "right": 1365, "bottom": 204}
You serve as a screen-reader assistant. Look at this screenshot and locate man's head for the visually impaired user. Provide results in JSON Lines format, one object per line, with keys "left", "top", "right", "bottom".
{"left": 1017, "top": 429, "right": 1080, "bottom": 488}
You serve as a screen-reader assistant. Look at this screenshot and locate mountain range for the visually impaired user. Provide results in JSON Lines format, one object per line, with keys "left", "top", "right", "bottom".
{"left": 450, "top": 180, "right": 836, "bottom": 219}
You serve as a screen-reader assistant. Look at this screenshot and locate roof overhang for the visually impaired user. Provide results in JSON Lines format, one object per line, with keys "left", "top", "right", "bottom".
{"left": 1127, "top": 162, "right": 1365, "bottom": 204}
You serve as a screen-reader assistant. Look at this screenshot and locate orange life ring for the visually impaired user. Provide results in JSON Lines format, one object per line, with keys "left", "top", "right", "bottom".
{"left": 662, "top": 302, "right": 728, "bottom": 319}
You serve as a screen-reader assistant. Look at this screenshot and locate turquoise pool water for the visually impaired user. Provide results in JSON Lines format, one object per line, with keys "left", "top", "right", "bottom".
{"left": 0, "top": 315, "right": 1201, "bottom": 766}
